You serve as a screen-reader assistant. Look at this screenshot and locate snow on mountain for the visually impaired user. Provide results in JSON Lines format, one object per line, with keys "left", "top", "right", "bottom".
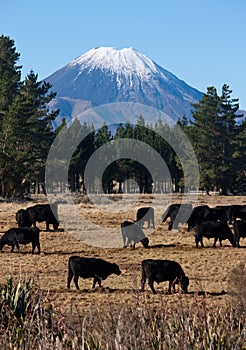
{"left": 44, "top": 47, "right": 204, "bottom": 126}
{"left": 69, "top": 47, "right": 160, "bottom": 81}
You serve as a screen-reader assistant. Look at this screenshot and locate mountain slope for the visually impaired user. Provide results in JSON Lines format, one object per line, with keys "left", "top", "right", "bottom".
{"left": 45, "top": 47, "right": 204, "bottom": 125}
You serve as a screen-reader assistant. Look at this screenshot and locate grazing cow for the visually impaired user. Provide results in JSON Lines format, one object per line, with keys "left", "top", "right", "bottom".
{"left": 136, "top": 207, "right": 155, "bottom": 228}
{"left": 233, "top": 220, "right": 246, "bottom": 247}
{"left": 162, "top": 203, "right": 193, "bottom": 230}
{"left": 187, "top": 205, "right": 211, "bottom": 231}
{"left": 67, "top": 256, "right": 121, "bottom": 290}
{"left": 26, "top": 203, "right": 59, "bottom": 230}
{"left": 231, "top": 205, "right": 246, "bottom": 222}
{"left": 121, "top": 220, "right": 149, "bottom": 248}
{"left": 16, "top": 208, "right": 32, "bottom": 228}
{"left": 141, "top": 259, "right": 189, "bottom": 294}
{"left": 195, "top": 221, "right": 236, "bottom": 248}
{"left": 0, "top": 227, "right": 40, "bottom": 254}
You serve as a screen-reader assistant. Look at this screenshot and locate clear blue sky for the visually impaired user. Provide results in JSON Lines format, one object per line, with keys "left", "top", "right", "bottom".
{"left": 2, "top": 0, "right": 246, "bottom": 109}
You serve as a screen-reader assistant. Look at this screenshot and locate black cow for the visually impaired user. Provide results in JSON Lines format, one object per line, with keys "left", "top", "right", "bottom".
{"left": 141, "top": 259, "right": 189, "bottom": 294}
{"left": 231, "top": 205, "right": 246, "bottom": 222}
{"left": 195, "top": 221, "right": 236, "bottom": 248}
{"left": 162, "top": 203, "right": 193, "bottom": 230}
{"left": 16, "top": 208, "right": 32, "bottom": 228}
{"left": 136, "top": 207, "right": 155, "bottom": 228}
{"left": 26, "top": 203, "right": 59, "bottom": 230}
{"left": 214, "top": 205, "right": 233, "bottom": 223}
{"left": 0, "top": 227, "right": 40, "bottom": 254}
{"left": 187, "top": 205, "right": 211, "bottom": 231}
{"left": 67, "top": 256, "right": 121, "bottom": 290}
{"left": 203, "top": 207, "right": 228, "bottom": 223}
{"left": 121, "top": 220, "right": 149, "bottom": 248}
{"left": 233, "top": 220, "right": 246, "bottom": 247}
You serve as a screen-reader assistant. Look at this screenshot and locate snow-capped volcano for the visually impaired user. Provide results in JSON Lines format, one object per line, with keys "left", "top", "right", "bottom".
{"left": 69, "top": 47, "right": 160, "bottom": 81}
{"left": 45, "top": 47, "right": 203, "bottom": 125}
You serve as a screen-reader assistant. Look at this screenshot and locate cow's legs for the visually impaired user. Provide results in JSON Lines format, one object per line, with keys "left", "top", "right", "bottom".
{"left": 148, "top": 277, "right": 157, "bottom": 294}
{"left": 213, "top": 237, "right": 220, "bottom": 247}
{"left": 93, "top": 276, "right": 102, "bottom": 288}
{"left": 236, "top": 238, "right": 240, "bottom": 248}
{"left": 32, "top": 242, "right": 40, "bottom": 254}
{"left": 67, "top": 270, "right": 73, "bottom": 289}
{"left": 169, "top": 277, "right": 178, "bottom": 294}
{"left": 141, "top": 272, "right": 147, "bottom": 292}
{"left": 123, "top": 236, "right": 129, "bottom": 248}
{"left": 152, "top": 218, "right": 155, "bottom": 228}
{"left": 73, "top": 275, "right": 80, "bottom": 290}
{"left": 195, "top": 236, "right": 200, "bottom": 248}
{"left": 14, "top": 239, "right": 20, "bottom": 252}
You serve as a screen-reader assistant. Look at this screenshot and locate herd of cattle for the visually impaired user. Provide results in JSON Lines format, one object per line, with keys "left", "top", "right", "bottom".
{"left": 121, "top": 203, "right": 246, "bottom": 249}
{"left": 0, "top": 201, "right": 245, "bottom": 294}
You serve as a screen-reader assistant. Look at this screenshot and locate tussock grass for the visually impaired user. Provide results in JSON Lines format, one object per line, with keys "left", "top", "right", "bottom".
{"left": 0, "top": 266, "right": 245, "bottom": 350}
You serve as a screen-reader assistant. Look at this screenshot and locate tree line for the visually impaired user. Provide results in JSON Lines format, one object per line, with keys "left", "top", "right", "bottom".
{"left": 0, "top": 35, "right": 245, "bottom": 198}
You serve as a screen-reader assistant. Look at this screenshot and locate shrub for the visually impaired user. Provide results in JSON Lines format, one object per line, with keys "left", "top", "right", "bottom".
{"left": 0, "top": 273, "right": 245, "bottom": 349}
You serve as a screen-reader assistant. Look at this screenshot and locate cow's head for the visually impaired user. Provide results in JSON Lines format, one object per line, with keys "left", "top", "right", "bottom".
{"left": 112, "top": 263, "right": 121, "bottom": 276}
{"left": 141, "top": 237, "right": 149, "bottom": 248}
{"left": 180, "top": 275, "right": 189, "bottom": 293}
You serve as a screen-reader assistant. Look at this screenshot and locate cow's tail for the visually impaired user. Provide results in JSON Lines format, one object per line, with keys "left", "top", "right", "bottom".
{"left": 162, "top": 207, "right": 170, "bottom": 223}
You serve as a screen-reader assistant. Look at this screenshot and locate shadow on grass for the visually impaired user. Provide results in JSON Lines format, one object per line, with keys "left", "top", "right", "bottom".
{"left": 148, "top": 243, "right": 176, "bottom": 249}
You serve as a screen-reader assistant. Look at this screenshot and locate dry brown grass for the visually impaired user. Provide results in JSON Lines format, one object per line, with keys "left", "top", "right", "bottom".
{"left": 0, "top": 194, "right": 245, "bottom": 315}
{"left": 0, "top": 194, "right": 245, "bottom": 348}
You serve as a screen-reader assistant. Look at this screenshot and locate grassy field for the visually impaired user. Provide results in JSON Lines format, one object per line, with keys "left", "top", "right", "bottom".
{"left": 0, "top": 194, "right": 245, "bottom": 348}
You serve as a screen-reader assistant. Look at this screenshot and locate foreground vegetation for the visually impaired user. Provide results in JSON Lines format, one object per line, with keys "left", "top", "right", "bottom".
{"left": 0, "top": 265, "right": 245, "bottom": 350}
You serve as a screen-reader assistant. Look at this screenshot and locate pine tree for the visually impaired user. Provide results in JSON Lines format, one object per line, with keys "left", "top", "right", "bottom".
{"left": 0, "top": 36, "right": 58, "bottom": 197}
{"left": 190, "top": 85, "right": 243, "bottom": 194}
{"left": 0, "top": 35, "right": 21, "bottom": 124}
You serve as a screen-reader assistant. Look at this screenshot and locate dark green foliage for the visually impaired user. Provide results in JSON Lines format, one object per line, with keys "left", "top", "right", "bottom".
{"left": 0, "top": 35, "right": 245, "bottom": 196}
{"left": 190, "top": 85, "right": 244, "bottom": 194}
{"left": 0, "top": 36, "right": 58, "bottom": 198}
{"left": 0, "top": 35, "right": 21, "bottom": 121}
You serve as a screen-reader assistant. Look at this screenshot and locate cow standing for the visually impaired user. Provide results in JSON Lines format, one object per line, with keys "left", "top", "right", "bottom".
{"left": 233, "top": 220, "right": 246, "bottom": 247}
{"left": 25, "top": 203, "right": 59, "bottom": 231}
{"left": 141, "top": 259, "right": 189, "bottom": 294}
{"left": 0, "top": 227, "right": 40, "bottom": 254}
{"left": 162, "top": 203, "right": 193, "bottom": 230}
{"left": 195, "top": 221, "right": 236, "bottom": 248}
{"left": 136, "top": 207, "right": 155, "bottom": 228}
{"left": 67, "top": 256, "right": 121, "bottom": 290}
{"left": 187, "top": 205, "right": 210, "bottom": 231}
{"left": 121, "top": 220, "right": 149, "bottom": 248}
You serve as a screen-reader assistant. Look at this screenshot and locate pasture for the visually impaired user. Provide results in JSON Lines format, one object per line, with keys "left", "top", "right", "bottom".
{"left": 0, "top": 194, "right": 245, "bottom": 314}
{"left": 0, "top": 195, "right": 246, "bottom": 349}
